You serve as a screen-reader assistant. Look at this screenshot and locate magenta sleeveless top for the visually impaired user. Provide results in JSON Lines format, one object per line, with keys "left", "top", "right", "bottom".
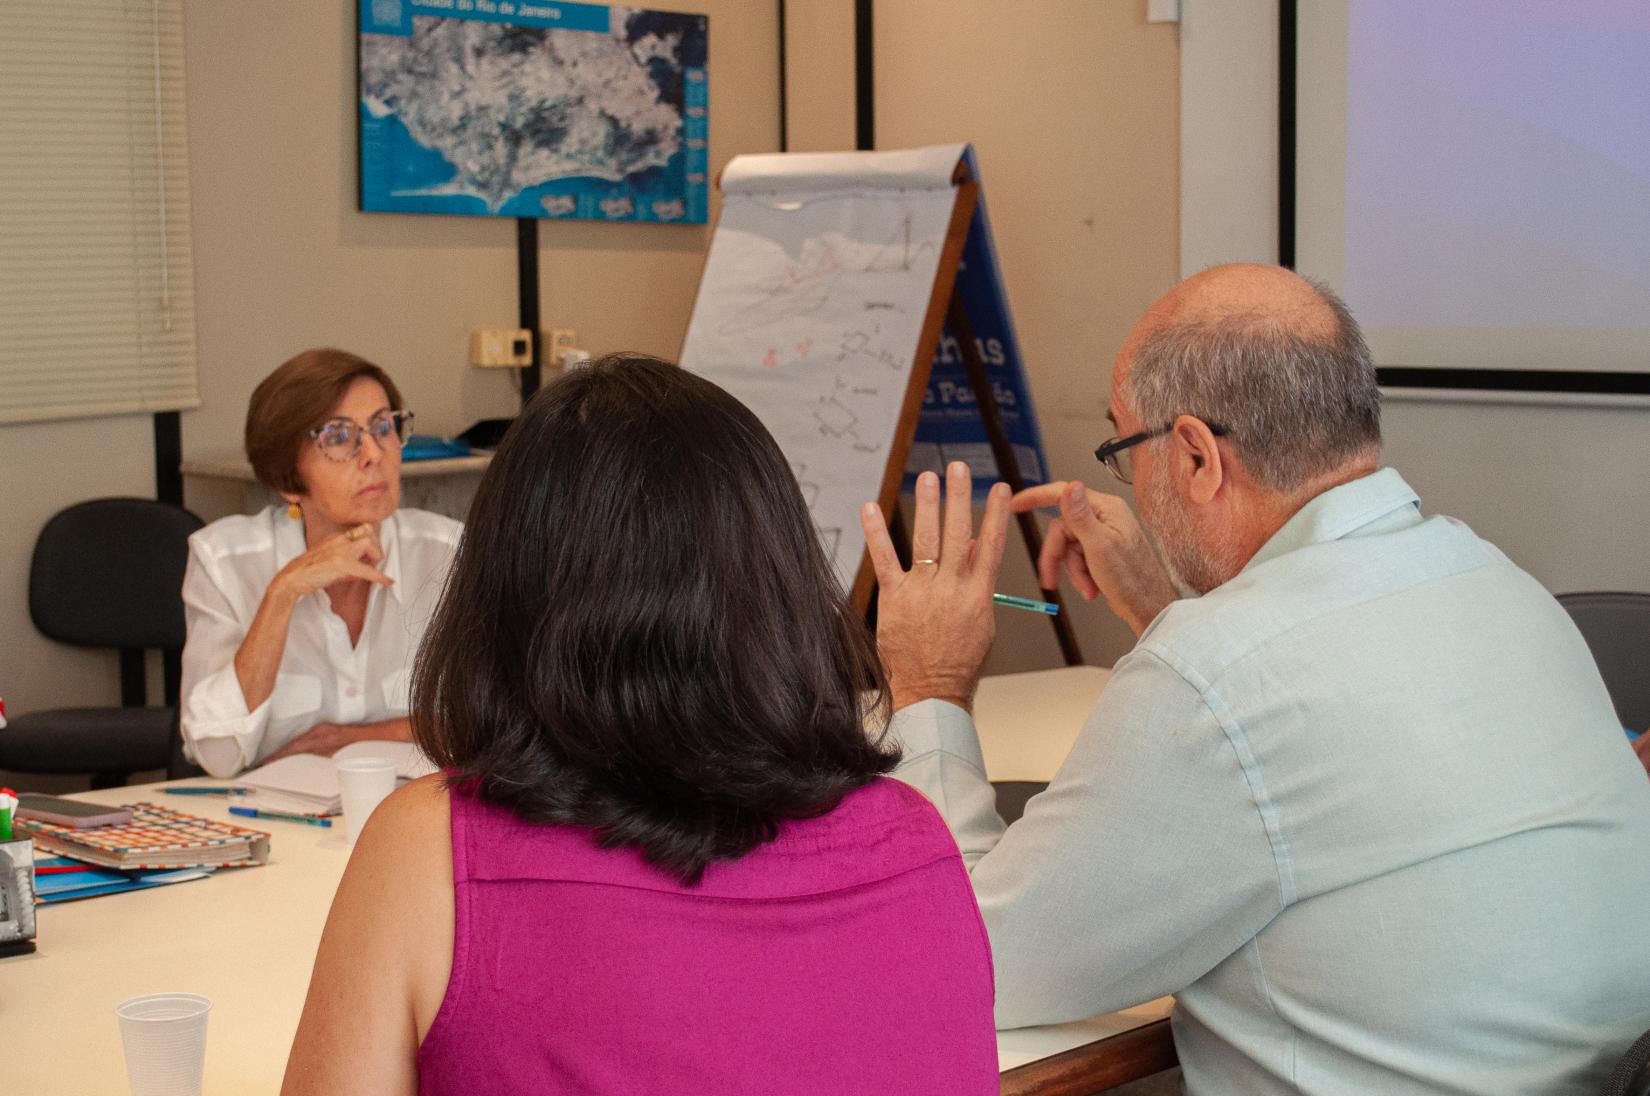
{"left": 416, "top": 777, "right": 998, "bottom": 1095}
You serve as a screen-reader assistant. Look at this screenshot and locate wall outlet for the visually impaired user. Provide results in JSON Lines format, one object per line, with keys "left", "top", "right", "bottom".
{"left": 470, "top": 328, "right": 533, "bottom": 367}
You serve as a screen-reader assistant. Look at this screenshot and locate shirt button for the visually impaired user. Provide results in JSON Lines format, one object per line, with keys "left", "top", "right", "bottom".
{"left": 346, "top": 687, "right": 360, "bottom": 698}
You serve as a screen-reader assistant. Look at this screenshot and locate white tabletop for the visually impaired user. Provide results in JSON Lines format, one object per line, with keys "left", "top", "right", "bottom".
{"left": 972, "top": 665, "right": 1110, "bottom": 783}
{"left": 6, "top": 666, "right": 1165, "bottom": 1092}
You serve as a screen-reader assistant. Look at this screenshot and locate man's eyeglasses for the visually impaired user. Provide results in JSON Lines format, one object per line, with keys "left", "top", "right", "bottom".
{"left": 1094, "top": 421, "right": 1229, "bottom": 485}
{"left": 309, "top": 409, "right": 414, "bottom": 462}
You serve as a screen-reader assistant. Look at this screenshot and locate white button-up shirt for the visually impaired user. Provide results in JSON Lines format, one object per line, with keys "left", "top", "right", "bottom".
{"left": 894, "top": 468, "right": 1650, "bottom": 1095}
{"left": 179, "top": 506, "right": 462, "bottom": 778}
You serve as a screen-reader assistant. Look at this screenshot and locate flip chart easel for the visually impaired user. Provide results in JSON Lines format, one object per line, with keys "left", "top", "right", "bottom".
{"left": 679, "top": 145, "right": 1081, "bottom": 665}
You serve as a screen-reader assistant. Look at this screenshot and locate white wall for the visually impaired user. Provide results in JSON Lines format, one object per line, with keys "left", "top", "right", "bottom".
{"left": 1180, "top": 0, "right": 1650, "bottom": 595}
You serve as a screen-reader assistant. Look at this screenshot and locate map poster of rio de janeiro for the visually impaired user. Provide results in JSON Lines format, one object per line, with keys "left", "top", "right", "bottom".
{"left": 358, "top": 0, "right": 708, "bottom": 224}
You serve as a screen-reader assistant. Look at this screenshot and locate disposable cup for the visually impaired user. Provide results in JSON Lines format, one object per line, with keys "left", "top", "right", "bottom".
{"left": 115, "top": 992, "right": 211, "bottom": 1096}
{"left": 334, "top": 756, "right": 397, "bottom": 844}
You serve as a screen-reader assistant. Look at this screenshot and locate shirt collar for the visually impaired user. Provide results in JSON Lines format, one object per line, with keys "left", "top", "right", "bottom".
{"left": 378, "top": 513, "right": 404, "bottom": 604}
{"left": 271, "top": 507, "right": 404, "bottom": 604}
{"left": 1242, "top": 467, "right": 1421, "bottom": 573}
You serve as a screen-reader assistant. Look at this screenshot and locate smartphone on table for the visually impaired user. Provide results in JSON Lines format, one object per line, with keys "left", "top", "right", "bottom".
{"left": 14, "top": 794, "right": 133, "bottom": 829}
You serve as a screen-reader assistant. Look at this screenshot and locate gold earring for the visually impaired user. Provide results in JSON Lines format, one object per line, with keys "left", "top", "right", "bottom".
{"left": 287, "top": 502, "right": 301, "bottom": 520}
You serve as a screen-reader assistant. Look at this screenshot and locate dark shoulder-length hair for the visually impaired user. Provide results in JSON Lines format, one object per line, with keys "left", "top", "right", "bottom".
{"left": 412, "top": 353, "right": 897, "bottom": 883}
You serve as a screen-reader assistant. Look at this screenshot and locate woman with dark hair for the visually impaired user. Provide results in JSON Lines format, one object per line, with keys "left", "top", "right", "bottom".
{"left": 282, "top": 354, "right": 999, "bottom": 1095}
{"left": 179, "top": 349, "right": 461, "bottom": 777}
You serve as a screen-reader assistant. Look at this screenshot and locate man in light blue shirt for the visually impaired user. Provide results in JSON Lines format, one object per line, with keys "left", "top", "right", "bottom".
{"left": 863, "top": 264, "right": 1650, "bottom": 1094}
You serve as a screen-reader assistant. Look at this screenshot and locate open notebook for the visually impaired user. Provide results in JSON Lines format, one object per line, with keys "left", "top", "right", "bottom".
{"left": 237, "top": 741, "right": 438, "bottom": 816}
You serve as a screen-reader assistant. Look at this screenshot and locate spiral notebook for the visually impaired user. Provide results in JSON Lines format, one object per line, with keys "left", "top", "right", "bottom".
{"left": 19, "top": 803, "right": 270, "bottom": 870}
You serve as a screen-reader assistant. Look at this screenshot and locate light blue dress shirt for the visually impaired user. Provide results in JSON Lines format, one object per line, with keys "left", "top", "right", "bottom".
{"left": 893, "top": 468, "right": 1650, "bottom": 1094}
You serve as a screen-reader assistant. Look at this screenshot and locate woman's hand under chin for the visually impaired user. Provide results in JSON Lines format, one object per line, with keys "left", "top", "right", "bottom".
{"left": 273, "top": 524, "right": 393, "bottom": 603}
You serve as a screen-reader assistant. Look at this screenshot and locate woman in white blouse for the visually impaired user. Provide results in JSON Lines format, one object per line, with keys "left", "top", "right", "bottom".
{"left": 180, "top": 349, "right": 462, "bottom": 778}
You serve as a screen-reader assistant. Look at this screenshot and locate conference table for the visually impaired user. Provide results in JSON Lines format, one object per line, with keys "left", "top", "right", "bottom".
{"left": 5, "top": 666, "right": 1178, "bottom": 1094}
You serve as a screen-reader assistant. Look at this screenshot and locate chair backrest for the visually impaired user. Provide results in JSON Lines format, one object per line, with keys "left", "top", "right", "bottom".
{"left": 993, "top": 780, "right": 1047, "bottom": 826}
{"left": 1603, "top": 1025, "right": 1650, "bottom": 1096}
{"left": 28, "top": 498, "right": 204, "bottom": 651}
{"left": 1558, "top": 592, "right": 1650, "bottom": 733}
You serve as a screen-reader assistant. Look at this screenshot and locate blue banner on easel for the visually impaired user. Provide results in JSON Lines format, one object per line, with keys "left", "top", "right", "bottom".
{"left": 904, "top": 146, "right": 1050, "bottom": 500}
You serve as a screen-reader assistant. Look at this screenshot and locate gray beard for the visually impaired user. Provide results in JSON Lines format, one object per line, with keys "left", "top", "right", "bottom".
{"left": 1137, "top": 466, "right": 1245, "bottom": 596}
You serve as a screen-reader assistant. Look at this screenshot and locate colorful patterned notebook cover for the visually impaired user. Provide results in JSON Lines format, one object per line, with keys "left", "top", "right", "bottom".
{"left": 20, "top": 802, "right": 271, "bottom": 870}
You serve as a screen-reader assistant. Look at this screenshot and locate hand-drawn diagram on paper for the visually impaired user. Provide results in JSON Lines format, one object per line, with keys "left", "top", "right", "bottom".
{"left": 680, "top": 187, "right": 955, "bottom": 591}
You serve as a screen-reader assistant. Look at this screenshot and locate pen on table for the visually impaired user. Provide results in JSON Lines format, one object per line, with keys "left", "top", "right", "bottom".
{"left": 992, "top": 593, "right": 1060, "bottom": 616}
{"left": 228, "top": 805, "right": 332, "bottom": 828}
{"left": 163, "top": 786, "right": 250, "bottom": 797}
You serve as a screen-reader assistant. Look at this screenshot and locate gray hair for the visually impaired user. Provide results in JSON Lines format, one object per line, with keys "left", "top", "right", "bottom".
{"left": 1122, "top": 279, "right": 1381, "bottom": 492}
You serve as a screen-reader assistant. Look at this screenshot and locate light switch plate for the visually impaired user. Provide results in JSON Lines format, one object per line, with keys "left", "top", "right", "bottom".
{"left": 469, "top": 328, "right": 533, "bottom": 367}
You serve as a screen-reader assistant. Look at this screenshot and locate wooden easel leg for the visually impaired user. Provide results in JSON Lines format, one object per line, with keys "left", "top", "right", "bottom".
{"left": 946, "top": 294, "right": 1084, "bottom": 666}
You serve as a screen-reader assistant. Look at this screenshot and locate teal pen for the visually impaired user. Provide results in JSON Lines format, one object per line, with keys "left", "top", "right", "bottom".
{"left": 228, "top": 805, "right": 332, "bottom": 828}
{"left": 992, "top": 593, "right": 1060, "bottom": 616}
{"left": 163, "top": 786, "right": 249, "bottom": 796}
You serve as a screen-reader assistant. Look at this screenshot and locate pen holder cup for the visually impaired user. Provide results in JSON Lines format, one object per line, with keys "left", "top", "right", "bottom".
{"left": 0, "top": 837, "right": 37, "bottom": 955}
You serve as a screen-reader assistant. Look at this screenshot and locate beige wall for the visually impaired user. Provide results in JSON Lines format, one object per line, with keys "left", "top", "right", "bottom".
{"left": 782, "top": 0, "right": 856, "bottom": 152}
{"left": 4, "top": 1, "right": 1176, "bottom": 740}
{"left": 1, "top": 0, "right": 780, "bottom": 726}
{"left": 788, "top": 0, "right": 1182, "bottom": 671}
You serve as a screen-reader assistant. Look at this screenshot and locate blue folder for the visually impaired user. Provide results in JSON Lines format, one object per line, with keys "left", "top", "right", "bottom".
{"left": 33, "top": 856, "right": 213, "bottom": 904}
{"left": 401, "top": 435, "right": 473, "bottom": 462}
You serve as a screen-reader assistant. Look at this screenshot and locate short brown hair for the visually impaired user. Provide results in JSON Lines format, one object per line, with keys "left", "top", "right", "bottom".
{"left": 244, "top": 348, "right": 404, "bottom": 495}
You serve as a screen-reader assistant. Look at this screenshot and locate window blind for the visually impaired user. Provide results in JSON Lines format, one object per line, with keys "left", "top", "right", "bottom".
{"left": 0, "top": 0, "right": 200, "bottom": 425}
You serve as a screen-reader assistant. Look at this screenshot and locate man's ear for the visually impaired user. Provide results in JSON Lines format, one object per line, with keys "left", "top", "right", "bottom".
{"left": 1171, "top": 415, "right": 1225, "bottom": 505}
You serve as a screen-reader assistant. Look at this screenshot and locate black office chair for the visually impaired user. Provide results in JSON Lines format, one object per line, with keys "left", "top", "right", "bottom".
{"left": 1603, "top": 1026, "right": 1650, "bottom": 1096}
{"left": 993, "top": 780, "right": 1048, "bottom": 825}
{"left": 0, "top": 498, "right": 204, "bottom": 787}
{"left": 1557, "top": 592, "right": 1650, "bottom": 733}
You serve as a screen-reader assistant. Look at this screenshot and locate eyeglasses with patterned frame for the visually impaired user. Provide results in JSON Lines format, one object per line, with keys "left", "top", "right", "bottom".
{"left": 308, "top": 409, "right": 415, "bottom": 462}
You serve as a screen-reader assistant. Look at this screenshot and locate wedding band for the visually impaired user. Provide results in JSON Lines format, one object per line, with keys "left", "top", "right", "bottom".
{"left": 347, "top": 525, "right": 367, "bottom": 541}
{"left": 913, "top": 558, "right": 940, "bottom": 566}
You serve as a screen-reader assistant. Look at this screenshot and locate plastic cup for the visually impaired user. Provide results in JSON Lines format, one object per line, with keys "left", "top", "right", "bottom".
{"left": 334, "top": 756, "right": 397, "bottom": 844}
{"left": 115, "top": 992, "right": 211, "bottom": 1096}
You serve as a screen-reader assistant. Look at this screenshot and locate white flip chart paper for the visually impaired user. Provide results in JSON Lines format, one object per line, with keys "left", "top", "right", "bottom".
{"left": 680, "top": 145, "right": 965, "bottom": 591}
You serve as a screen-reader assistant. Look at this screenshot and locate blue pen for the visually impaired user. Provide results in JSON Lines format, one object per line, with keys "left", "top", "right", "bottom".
{"left": 163, "top": 786, "right": 249, "bottom": 797}
{"left": 992, "top": 593, "right": 1060, "bottom": 616}
{"left": 229, "top": 805, "right": 332, "bottom": 828}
